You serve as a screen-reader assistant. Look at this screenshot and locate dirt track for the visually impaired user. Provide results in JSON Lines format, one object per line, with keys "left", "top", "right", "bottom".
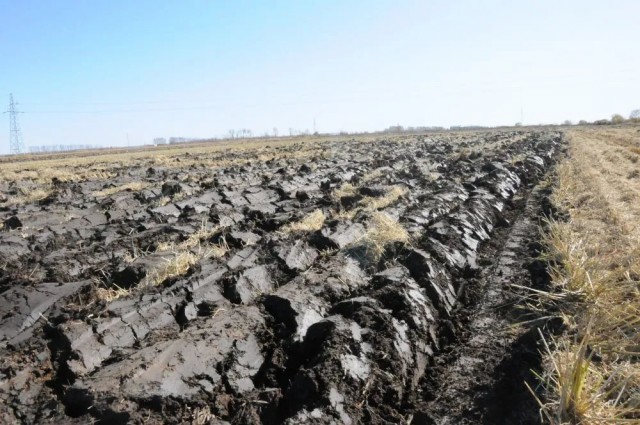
{"left": 0, "top": 131, "right": 563, "bottom": 424}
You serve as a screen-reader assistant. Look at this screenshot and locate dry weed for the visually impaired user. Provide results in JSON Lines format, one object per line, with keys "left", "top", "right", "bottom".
{"left": 156, "top": 220, "right": 221, "bottom": 252}
{"left": 358, "top": 212, "right": 409, "bottom": 260}
{"left": 2, "top": 186, "right": 54, "bottom": 206}
{"left": 95, "top": 284, "right": 131, "bottom": 302}
{"left": 360, "top": 168, "right": 385, "bottom": 183}
{"left": 333, "top": 183, "right": 357, "bottom": 199}
{"left": 281, "top": 209, "right": 326, "bottom": 233}
{"left": 332, "top": 185, "right": 409, "bottom": 220}
{"left": 93, "top": 181, "right": 149, "bottom": 197}
{"left": 360, "top": 186, "right": 409, "bottom": 211}
{"left": 146, "top": 251, "right": 199, "bottom": 287}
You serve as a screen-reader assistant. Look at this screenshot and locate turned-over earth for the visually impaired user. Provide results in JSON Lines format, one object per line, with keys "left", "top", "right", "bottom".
{"left": 0, "top": 130, "right": 569, "bottom": 424}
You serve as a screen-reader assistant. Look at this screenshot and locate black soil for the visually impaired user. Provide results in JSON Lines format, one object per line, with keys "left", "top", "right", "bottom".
{"left": 0, "top": 131, "right": 564, "bottom": 424}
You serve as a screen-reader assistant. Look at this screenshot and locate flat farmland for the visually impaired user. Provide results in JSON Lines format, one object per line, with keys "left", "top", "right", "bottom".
{"left": 0, "top": 131, "right": 564, "bottom": 424}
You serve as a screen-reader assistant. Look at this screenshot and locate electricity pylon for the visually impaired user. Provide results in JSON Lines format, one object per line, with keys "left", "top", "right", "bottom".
{"left": 4, "top": 94, "right": 25, "bottom": 154}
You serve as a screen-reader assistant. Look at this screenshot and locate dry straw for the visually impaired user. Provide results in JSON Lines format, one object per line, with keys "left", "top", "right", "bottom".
{"left": 529, "top": 128, "right": 640, "bottom": 423}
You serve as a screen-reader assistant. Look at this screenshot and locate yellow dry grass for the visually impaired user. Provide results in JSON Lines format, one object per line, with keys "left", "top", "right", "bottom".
{"left": 98, "top": 228, "right": 227, "bottom": 302}
{"left": 93, "top": 181, "right": 149, "bottom": 197}
{"left": 0, "top": 185, "right": 54, "bottom": 206}
{"left": 333, "top": 183, "right": 357, "bottom": 199}
{"left": 332, "top": 185, "right": 409, "bottom": 220}
{"left": 96, "top": 250, "right": 200, "bottom": 302}
{"left": 95, "top": 284, "right": 131, "bottom": 303}
{"left": 146, "top": 250, "right": 200, "bottom": 287}
{"left": 533, "top": 127, "right": 640, "bottom": 423}
{"left": 359, "top": 212, "right": 410, "bottom": 259}
{"left": 156, "top": 196, "right": 171, "bottom": 206}
{"left": 156, "top": 220, "right": 223, "bottom": 252}
{"left": 360, "top": 168, "right": 385, "bottom": 183}
{"left": 361, "top": 185, "right": 409, "bottom": 211}
{"left": 146, "top": 243, "right": 228, "bottom": 287}
{"left": 19, "top": 186, "right": 53, "bottom": 204}
{"left": 281, "top": 209, "right": 326, "bottom": 233}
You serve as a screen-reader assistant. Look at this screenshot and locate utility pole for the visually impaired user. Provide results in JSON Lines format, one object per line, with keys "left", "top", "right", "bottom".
{"left": 4, "top": 94, "right": 25, "bottom": 154}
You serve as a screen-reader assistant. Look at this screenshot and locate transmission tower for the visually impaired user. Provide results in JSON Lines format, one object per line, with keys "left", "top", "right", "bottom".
{"left": 4, "top": 93, "right": 25, "bottom": 154}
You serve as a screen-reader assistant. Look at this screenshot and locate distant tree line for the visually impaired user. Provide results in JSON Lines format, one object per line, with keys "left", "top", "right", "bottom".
{"left": 225, "top": 128, "right": 323, "bottom": 140}
{"left": 199, "top": 110, "right": 640, "bottom": 145}
{"left": 151, "top": 137, "right": 202, "bottom": 145}
{"left": 382, "top": 125, "right": 446, "bottom": 133}
{"left": 169, "top": 137, "right": 199, "bottom": 144}
{"left": 567, "top": 110, "right": 640, "bottom": 126}
{"left": 449, "top": 125, "right": 488, "bottom": 131}
{"left": 228, "top": 129, "right": 253, "bottom": 139}
{"left": 28, "top": 144, "right": 99, "bottom": 153}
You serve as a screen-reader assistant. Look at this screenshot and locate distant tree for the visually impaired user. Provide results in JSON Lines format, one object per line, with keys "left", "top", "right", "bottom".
{"left": 611, "top": 114, "right": 625, "bottom": 124}
{"left": 273, "top": 128, "right": 278, "bottom": 137}
{"left": 229, "top": 129, "right": 235, "bottom": 139}
{"left": 563, "top": 120, "right": 573, "bottom": 126}
{"left": 385, "top": 125, "right": 404, "bottom": 133}
{"left": 514, "top": 122, "right": 522, "bottom": 127}
{"left": 578, "top": 120, "right": 589, "bottom": 125}
{"left": 630, "top": 109, "right": 640, "bottom": 121}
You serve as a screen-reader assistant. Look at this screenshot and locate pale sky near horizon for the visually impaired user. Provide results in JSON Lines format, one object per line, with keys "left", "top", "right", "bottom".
{"left": 1, "top": 0, "right": 639, "bottom": 154}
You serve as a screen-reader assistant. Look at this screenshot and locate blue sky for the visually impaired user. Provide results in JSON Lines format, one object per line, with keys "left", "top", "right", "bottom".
{"left": 1, "top": 0, "right": 639, "bottom": 153}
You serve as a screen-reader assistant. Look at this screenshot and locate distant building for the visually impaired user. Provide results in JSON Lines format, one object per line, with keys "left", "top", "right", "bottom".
{"left": 153, "top": 137, "right": 167, "bottom": 145}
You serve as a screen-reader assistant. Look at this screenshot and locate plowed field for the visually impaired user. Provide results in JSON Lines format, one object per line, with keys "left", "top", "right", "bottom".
{"left": 0, "top": 131, "right": 564, "bottom": 424}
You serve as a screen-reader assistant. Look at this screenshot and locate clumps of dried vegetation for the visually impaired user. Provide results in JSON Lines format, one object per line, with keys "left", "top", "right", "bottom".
{"left": 95, "top": 283, "right": 131, "bottom": 303}
{"left": 155, "top": 196, "right": 171, "bottom": 206}
{"left": 156, "top": 219, "right": 223, "bottom": 252}
{"left": 146, "top": 222, "right": 228, "bottom": 288}
{"left": 281, "top": 209, "right": 326, "bottom": 233}
{"left": 358, "top": 212, "right": 409, "bottom": 260}
{"left": 530, "top": 128, "right": 640, "bottom": 423}
{"left": 145, "top": 250, "right": 201, "bottom": 287}
{"left": 332, "top": 181, "right": 409, "bottom": 220}
{"left": 360, "top": 168, "right": 385, "bottom": 184}
{"left": 361, "top": 185, "right": 409, "bottom": 211}
{"left": 333, "top": 182, "right": 357, "bottom": 199}
{"left": 97, "top": 221, "right": 227, "bottom": 302}
{"left": 97, "top": 245, "right": 227, "bottom": 302}
{"left": 93, "top": 181, "right": 149, "bottom": 197}
{"left": 17, "top": 186, "right": 53, "bottom": 204}
{"left": 0, "top": 185, "right": 54, "bottom": 206}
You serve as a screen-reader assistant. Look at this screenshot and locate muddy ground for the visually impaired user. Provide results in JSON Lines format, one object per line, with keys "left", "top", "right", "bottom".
{"left": 0, "top": 131, "right": 563, "bottom": 424}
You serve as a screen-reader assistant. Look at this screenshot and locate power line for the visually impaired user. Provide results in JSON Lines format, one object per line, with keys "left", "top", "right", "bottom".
{"left": 3, "top": 94, "right": 26, "bottom": 155}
